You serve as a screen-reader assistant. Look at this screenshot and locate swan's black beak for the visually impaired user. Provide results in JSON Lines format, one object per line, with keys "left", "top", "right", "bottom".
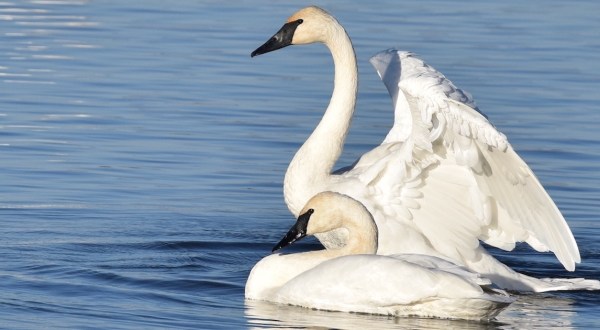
{"left": 251, "top": 19, "right": 303, "bottom": 57}
{"left": 272, "top": 208, "right": 313, "bottom": 252}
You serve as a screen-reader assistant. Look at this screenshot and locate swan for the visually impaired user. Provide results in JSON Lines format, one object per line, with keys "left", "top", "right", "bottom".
{"left": 250, "top": 6, "right": 600, "bottom": 292}
{"left": 245, "top": 191, "right": 513, "bottom": 321}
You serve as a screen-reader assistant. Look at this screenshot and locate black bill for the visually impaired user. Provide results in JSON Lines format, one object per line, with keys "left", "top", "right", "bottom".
{"left": 251, "top": 19, "right": 303, "bottom": 57}
{"left": 272, "top": 208, "right": 313, "bottom": 252}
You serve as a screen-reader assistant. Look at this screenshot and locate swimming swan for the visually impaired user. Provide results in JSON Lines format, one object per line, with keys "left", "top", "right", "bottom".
{"left": 251, "top": 6, "right": 600, "bottom": 292}
{"left": 245, "top": 192, "right": 513, "bottom": 321}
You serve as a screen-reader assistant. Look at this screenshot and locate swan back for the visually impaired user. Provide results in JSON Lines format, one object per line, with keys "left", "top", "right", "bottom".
{"left": 274, "top": 254, "right": 513, "bottom": 320}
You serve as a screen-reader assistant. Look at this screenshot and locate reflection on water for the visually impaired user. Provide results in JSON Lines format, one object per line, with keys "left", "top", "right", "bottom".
{"left": 245, "top": 299, "right": 494, "bottom": 330}
{"left": 245, "top": 294, "right": 577, "bottom": 330}
{"left": 498, "top": 294, "right": 576, "bottom": 329}
{"left": 0, "top": 0, "right": 98, "bottom": 85}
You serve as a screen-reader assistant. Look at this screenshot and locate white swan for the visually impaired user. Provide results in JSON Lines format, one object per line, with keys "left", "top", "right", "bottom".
{"left": 250, "top": 6, "right": 600, "bottom": 292}
{"left": 245, "top": 191, "right": 513, "bottom": 321}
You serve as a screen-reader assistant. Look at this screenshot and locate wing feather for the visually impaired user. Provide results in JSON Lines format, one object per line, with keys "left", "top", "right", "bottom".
{"left": 363, "top": 49, "right": 580, "bottom": 270}
{"left": 474, "top": 144, "right": 580, "bottom": 269}
{"left": 370, "top": 50, "right": 508, "bottom": 150}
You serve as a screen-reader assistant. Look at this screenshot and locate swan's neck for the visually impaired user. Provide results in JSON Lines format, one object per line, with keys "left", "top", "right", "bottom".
{"left": 284, "top": 23, "right": 358, "bottom": 216}
{"left": 333, "top": 201, "right": 378, "bottom": 255}
{"left": 310, "top": 195, "right": 379, "bottom": 256}
{"left": 293, "top": 204, "right": 378, "bottom": 260}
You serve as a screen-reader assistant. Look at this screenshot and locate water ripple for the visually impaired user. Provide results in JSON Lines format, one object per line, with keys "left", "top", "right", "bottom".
{"left": 1, "top": 0, "right": 599, "bottom": 329}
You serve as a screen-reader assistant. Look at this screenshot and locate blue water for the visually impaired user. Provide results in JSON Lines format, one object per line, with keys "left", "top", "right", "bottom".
{"left": 1, "top": 0, "right": 599, "bottom": 329}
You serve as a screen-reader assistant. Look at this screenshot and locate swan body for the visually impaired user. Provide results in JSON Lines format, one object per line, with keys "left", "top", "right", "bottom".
{"left": 245, "top": 192, "right": 513, "bottom": 321}
{"left": 251, "top": 6, "right": 600, "bottom": 292}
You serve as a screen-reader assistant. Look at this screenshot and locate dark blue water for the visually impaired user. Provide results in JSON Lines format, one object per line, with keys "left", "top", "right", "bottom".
{"left": 1, "top": 1, "right": 599, "bottom": 329}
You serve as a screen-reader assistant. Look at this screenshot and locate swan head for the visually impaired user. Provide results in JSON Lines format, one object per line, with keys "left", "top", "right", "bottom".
{"left": 272, "top": 192, "right": 377, "bottom": 253}
{"left": 251, "top": 6, "right": 337, "bottom": 57}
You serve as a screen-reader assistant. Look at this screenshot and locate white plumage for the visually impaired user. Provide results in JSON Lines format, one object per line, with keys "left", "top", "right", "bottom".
{"left": 251, "top": 6, "right": 599, "bottom": 292}
{"left": 246, "top": 192, "right": 513, "bottom": 320}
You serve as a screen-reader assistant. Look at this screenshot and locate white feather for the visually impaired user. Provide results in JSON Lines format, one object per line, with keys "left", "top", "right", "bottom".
{"left": 256, "top": 6, "right": 597, "bottom": 292}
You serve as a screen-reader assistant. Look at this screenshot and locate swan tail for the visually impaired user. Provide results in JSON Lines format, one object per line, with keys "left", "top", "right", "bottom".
{"left": 487, "top": 270, "right": 600, "bottom": 292}
{"left": 532, "top": 277, "right": 600, "bottom": 292}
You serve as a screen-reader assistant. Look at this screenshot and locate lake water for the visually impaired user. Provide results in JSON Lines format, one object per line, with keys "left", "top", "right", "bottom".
{"left": 1, "top": 0, "right": 599, "bottom": 329}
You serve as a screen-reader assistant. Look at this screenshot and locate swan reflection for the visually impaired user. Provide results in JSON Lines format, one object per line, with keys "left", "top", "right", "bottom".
{"left": 245, "top": 294, "right": 576, "bottom": 329}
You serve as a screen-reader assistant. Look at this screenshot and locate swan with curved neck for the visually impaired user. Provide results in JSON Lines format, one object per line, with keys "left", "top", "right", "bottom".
{"left": 253, "top": 7, "right": 357, "bottom": 216}
{"left": 251, "top": 6, "right": 599, "bottom": 292}
{"left": 245, "top": 191, "right": 512, "bottom": 321}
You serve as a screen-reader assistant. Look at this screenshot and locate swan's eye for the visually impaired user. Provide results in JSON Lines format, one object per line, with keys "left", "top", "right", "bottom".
{"left": 296, "top": 19, "right": 303, "bottom": 24}
{"left": 307, "top": 208, "right": 314, "bottom": 215}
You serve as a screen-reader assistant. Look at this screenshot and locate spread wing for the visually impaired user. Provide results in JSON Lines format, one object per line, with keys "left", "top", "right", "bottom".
{"left": 333, "top": 49, "right": 579, "bottom": 271}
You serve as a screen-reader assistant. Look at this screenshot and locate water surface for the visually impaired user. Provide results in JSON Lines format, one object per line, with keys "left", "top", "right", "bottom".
{"left": 1, "top": 1, "right": 599, "bottom": 329}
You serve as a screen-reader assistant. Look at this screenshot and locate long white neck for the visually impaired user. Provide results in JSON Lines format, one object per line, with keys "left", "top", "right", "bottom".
{"left": 328, "top": 203, "right": 378, "bottom": 256}
{"left": 317, "top": 194, "right": 379, "bottom": 256}
{"left": 283, "top": 22, "right": 358, "bottom": 216}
